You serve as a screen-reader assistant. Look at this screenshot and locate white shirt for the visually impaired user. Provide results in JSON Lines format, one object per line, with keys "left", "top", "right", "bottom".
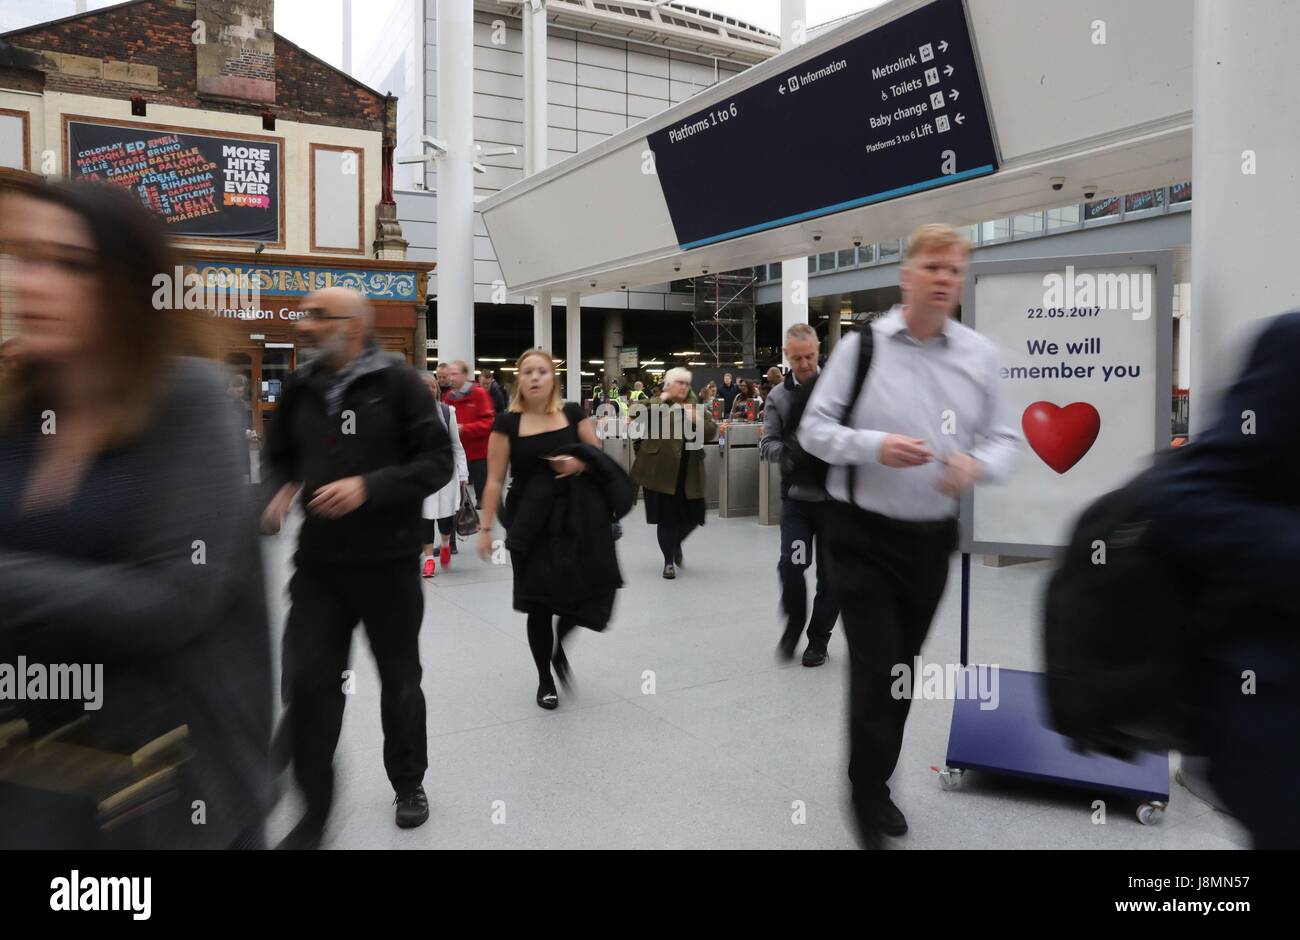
{"left": 798, "top": 306, "right": 1020, "bottom": 521}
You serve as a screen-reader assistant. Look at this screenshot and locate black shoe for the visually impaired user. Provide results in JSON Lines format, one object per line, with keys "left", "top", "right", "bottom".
{"left": 861, "top": 796, "right": 907, "bottom": 836}
{"left": 674, "top": 547, "right": 683, "bottom": 567}
{"left": 552, "top": 646, "right": 572, "bottom": 690}
{"left": 449, "top": 538, "right": 458, "bottom": 555}
{"left": 662, "top": 563, "right": 676, "bottom": 580}
{"left": 802, "top": 640, "right": 829, "bottom": 667}
{"left": 849, "top": 800, "right": 885, "bottom": 850}
{"left": 776, "top": 620, "right": 801, "bottom": 661}
{"left": 394, "top": 786, "right": 430, "bottom": 829}
{"left": 537, "top": 681, "right": 558, "bottom": 710}
{"left": 277, "top": 812, "right": 325, "bottom": 850}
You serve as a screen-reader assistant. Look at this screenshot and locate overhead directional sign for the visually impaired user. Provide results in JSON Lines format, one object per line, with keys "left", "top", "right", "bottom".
{"left": 646, "top": 0, "right": 998, "bottom": 250}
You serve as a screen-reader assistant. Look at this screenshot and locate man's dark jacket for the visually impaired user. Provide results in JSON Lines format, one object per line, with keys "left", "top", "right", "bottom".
{"left": 262, "top": 352, "right": 453, "bottom": 563}
{"left": 504, "top": 443, "right": 636, "bottom": 628}
{"left": 1147, "top": 311, "right": 1300, "bottom": 847}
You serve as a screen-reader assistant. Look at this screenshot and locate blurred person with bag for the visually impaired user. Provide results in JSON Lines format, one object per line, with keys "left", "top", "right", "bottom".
{"left": 444, "top": 359, "right": 495, "bottom": 505}
{"left": 0, "top": 180, "right": 273, "bottom": 849}
{"left": 420, "top": 373, "right": 469, "bottom": 578}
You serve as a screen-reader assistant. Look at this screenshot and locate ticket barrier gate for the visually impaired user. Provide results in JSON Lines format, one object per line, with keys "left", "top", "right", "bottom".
{"left": 758, "top": 450, "right": 782, "bottom": 525}
{"left": 717, "top": 422, "right": 761, "bottom": 518}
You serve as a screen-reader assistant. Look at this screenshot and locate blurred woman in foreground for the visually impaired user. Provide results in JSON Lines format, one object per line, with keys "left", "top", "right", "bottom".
{"left": 0, "top": 180, "right": 272, "bottom": 848}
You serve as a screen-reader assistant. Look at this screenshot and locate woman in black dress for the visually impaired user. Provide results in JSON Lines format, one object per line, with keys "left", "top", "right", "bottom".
{"left": 478, "top": 349, "right": 602, "bottom": 709}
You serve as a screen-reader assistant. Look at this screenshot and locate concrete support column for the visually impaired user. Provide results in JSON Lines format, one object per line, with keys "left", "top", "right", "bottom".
{"left": 522, "top": 0, "right": 549, "bottom": 177}
{"left": 1175, "top": 283, "right": 1191, "bottom": 390}
{"left": 603, "top": 308, "right": 624, "bottom": 391}
{"left": 414, "top": 304, "right": 429, "bottom": 371}
{"left": 779, "top": 0, "right": 809, "bottom": 355}
{"left": 827, "top": 303, "right": 842, "bottom": 355}
{"left": 436, "top": 0, "right": 476, "bottom": 366}
{"left": 533, "top": 290, "right": 553, "bottom": 350}
{"left": 565, "top": 291, "right": 581, "bottom": 403}
{"left": 341, "top": 0, "right": 353, "bottom": 74}
{"left": 1191, "top": 0, "right": 1300, "bottom": 432}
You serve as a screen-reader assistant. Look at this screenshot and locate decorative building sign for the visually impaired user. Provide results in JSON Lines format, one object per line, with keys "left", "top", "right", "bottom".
{"left": 67, "top": 119, "right": 281, "bottom": 242}
{"left": 185, "top": 260, "right": 420, "bottom": 302}
{"left": 647, "top": 0, "right": 997, "bottom": 249}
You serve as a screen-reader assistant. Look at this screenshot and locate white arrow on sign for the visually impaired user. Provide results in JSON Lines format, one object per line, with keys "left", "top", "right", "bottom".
{"left": 938, "top": 40, "right": 949, "bottom": 52}
{"left": 949, "top": 88, "right": 960, "bottom": 101}
{"left": 955, "top": 112, "right": 966, "bottom": 125}
{"left": 944, "top": 64, "right": 954, "bottom": 77}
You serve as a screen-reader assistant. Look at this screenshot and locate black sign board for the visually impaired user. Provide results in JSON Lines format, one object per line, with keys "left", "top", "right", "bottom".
{"left": 647, "top": 0, "right": 998, "bottom": 249}
{"left": 67, "top": 120, "right": 281, "bottom": 242}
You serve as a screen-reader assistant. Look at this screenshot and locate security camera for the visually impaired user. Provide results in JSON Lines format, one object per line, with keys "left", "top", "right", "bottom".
{"left": 619, "top": 283, "right": 627, "bottom": 290}
{"left": 1082, "top": 184, "right": 1098, "bottom": 199}
{"left": 811, "top": 230, "right": 824, "bottom": 243}
{"left": 673, "top": 263, "right": 681, "bottom": 273}
{"left": 851, "top": 235, "right": 863, "bottom": 248}
{"left": 702, "top": 267, "right": 710, "bottom": 275}
{"left": 590, "top": 280, "right": 597, "bottom": 288}
{"left": 1050, "top": 176, "right": 1065, "bottom": 192}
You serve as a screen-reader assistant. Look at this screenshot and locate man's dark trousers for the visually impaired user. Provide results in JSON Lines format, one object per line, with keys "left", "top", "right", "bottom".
{"left": 284, "top": 558, "right": 427, "bottom": 822}
{"left": 778, "top": 497, "right": 839, "bottom": 644}
{"left": 825, "top": 504, "right": 956, "bottom": 802}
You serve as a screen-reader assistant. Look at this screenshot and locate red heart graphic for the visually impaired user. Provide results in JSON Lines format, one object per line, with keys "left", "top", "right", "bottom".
{"left": 1022, "top": 402, "right": 1100, "bottom": 474}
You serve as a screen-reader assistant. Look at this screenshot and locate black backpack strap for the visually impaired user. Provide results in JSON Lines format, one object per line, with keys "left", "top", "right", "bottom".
{"left": 842, "top": 325, "right": 875, "bottom": 507}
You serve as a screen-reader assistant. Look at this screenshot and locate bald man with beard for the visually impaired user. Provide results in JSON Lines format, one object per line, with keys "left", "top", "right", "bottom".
{"left": 261, "top": 287, "right": 453, "bottom": 847}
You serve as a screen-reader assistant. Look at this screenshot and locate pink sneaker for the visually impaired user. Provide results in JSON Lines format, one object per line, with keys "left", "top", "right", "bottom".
{"left": 439, "top": 543, "right": 451, "bottom": 569}
{"left": 421, "top": 556, "right": 435, "bottom": 579}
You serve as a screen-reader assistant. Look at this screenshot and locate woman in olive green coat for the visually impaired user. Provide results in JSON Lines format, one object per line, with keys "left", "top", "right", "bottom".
{"left": 631, "top": 367, "right": 718, "bottom": 579}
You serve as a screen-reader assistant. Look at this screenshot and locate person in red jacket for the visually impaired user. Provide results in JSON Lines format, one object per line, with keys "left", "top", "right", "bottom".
{"left": 445, "top": 359, "right": 496, "bottom": 504}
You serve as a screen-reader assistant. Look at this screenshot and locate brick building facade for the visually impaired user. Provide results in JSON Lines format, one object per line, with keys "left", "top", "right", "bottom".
{"left": 0, "top": 0, "right": 427, "bottom": 436}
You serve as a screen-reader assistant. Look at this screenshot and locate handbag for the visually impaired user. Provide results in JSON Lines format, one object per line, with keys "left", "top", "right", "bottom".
{"left": 455, "top": 483, "right": 481, "bottom": 537}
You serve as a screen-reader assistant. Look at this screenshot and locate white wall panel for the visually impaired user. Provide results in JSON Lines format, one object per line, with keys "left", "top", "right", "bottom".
{"left": 474, "top": 45, "right": 523, "bottom": 75}
{"left": 577, "top": 63, "right": 626, "bottom": 92}
{"left": 547, "top": 79, "right": 576, "bottom": 106}
{"left": 547, "top": 57, "right": 577, "bottom": 83}
{"left": 578, "top": 109, "right": 627, "bottom": 136}
{"left": 548, "top": 103, "right": 578, "bottom": 129}
{"left": 577, "top": 86, "right": 625, "bottom": 114}
{"left": 626, "top": 49, "right": 670, "bottom": 78}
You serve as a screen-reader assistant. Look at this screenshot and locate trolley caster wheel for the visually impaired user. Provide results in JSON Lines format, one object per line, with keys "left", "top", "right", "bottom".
{"left": 938, "top": 767, "right": 964, "bottom": 791}
{"left": 1136, "top": 801, "right": 1166, "bottom": 826}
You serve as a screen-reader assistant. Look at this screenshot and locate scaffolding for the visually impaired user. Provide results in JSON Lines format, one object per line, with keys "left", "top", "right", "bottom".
{"left": 691, "top": 270, "right": 756, "bottom": 368}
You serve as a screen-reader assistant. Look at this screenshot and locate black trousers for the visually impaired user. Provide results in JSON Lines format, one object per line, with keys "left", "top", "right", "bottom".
{"left": 467, "top": 459, "right": 487, "bottom": 506}
{"left": 778, "top": 497, "right": 839, "bottom": 643}
{"left": 283, "top": 559, "right": 427, "bottom": 821}
{"left": 825, "top": 504, "right": 956, "bottom": 803}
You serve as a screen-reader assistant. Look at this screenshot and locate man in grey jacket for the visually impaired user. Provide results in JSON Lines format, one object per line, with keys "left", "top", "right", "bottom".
{"left": 760, "top": 324, "right": 839, "bottom": 667}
